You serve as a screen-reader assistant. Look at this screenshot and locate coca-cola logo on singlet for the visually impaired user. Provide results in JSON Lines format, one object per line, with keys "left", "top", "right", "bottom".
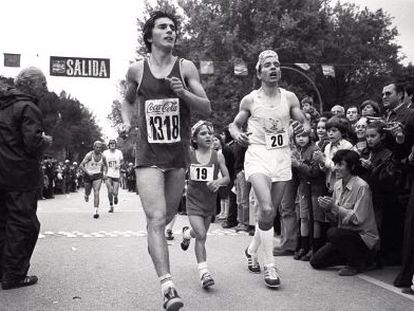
{"left": 146, "top": 100, "right": 179, "bottom": 114}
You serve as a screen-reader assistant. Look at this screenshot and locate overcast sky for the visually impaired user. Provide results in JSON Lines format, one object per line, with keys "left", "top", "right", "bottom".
{"left": 1, "top": 0, "right": 413, "bottom": 139}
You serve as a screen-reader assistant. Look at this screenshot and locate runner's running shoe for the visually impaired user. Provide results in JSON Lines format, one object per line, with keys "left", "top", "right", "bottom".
{"left": 180, "top": 226, "right": 191, "bottom": 251}
{"left": 163, "top": 287, "right": 184, "bottom": 311}
{"left": 245, "top": 248, "right": 261, "bottom": 273}
{"left": 264, "top": 265, "right": 281, "bottom": 288}
{"left": 200, "top": 272, "right": 215, "bottom": 289}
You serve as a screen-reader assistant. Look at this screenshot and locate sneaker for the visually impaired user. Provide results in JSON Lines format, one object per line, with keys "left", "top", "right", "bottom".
{"left": 293, "top": 248, "right": 308, "bottom": 260}
{"left": 166, "top": 229, "right": 174, "bottom": 241}
{"left": 114, "top": 195, "right": 118, "bottom": 205}
{"left": 221, "top": 222, "right": 237, "bottom": 229}
{"left": 180, "top": 226, "right": 191, "bottom": 251}
{"left": 200, "top": 272, "right": 215, "bottom": 289}
{"left": 109, "top": 206, "right": 114, "bottom": 213}
{"left": 84, "top": 195, "right": 89, "bottom": 202}
{"left": 163, "top": 287, "right": 184, "bottom": 311}
{"left": 93, "top": 213, "right": 99, "bottom": 219}
{"left": 235, "top": 224, "right": 249, "bottom": 233}
{"left": 300, "top": 250, "right": 313, "bottom": 262}
{"left": 273, "top": 247, "right": 294, "bottom": 256}
{"left": 2, "top": 275, "right": 38, "bottom": 290}
{"left": 245, "top": 248, "right": 261, "bottom": 273}
{"left": 338, "top": 266, "right": 360, "bottom": 276}
{"left": 263, "top": 265, "right": 281, "bottom": 288}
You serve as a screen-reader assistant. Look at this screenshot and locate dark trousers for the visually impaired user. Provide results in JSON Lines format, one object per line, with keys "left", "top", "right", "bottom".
{"left": 310, "top": 227, "right": 372, "bottom": 270}
{"left": 0, "top": 190, "right": 40, "bottom": 281}
{"left": 394, "top": 182, "right": 414, "bottom": 287}
{"left": 226, "top": 191, "right": 238, "bottom": 225}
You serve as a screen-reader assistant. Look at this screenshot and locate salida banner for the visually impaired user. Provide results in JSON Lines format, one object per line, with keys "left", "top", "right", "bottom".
{"left": 50, "top": 56, "right": 110, "bottom": 78}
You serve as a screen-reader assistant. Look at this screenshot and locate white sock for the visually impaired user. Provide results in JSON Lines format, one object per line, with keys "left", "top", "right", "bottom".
{"left": 95, "top": 208, "right": 99, "bottom": 214}
{"left": 160, "top": 274, "right": 174, "bottom": 293}
{"left": 258, "top": 226, "right": 275, "bottom": 267}
{"left": 183, "top": 227, "right": 192, "bottom": 240}
{"left": 198, "top": 262, "right": 208, "bottom": 278}
{"left": 247, "top": 223, "right": 261, "bottom": 256}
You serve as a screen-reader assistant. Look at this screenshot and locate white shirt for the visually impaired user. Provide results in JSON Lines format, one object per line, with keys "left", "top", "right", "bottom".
{"left": 103, "top": 149, "right": 123, "bottom": 178}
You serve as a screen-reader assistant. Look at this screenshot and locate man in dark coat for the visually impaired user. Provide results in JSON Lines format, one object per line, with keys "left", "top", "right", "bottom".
{"left": 0, "top": 67, "right": 52, "bottom": 290}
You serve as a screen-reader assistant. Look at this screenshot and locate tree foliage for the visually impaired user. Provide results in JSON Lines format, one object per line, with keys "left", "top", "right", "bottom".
{"left": 0, "top": 76, "right": 103, "bottom": 162}
{"left": 113, "top": 0, "right": 404, "bottom": 130}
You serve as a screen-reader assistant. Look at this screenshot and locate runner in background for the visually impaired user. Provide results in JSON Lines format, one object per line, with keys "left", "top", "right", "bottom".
{"left": 102, "top": 139, "right": 124, "bottom": 213}
{"left": 80, "top": 141, "right": 108, "bottom": 219}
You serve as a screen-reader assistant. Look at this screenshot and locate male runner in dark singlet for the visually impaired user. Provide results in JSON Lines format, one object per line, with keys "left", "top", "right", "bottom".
{"left": 120, "top": 11, "right": 210, "bottom": 311}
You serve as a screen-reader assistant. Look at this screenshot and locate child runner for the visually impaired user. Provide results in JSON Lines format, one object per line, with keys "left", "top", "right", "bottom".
{"left": 180, "top": 121, "right": 230, "bottom": 289}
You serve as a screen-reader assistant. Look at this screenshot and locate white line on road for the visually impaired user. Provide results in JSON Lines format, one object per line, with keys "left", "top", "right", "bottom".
{"left": 357, "top": 274, "right": 414, "bottom": 302}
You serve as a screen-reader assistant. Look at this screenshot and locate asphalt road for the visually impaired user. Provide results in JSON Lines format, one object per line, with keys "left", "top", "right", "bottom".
{"left": 1, "top": 189, "right": 413, "bottom": 311}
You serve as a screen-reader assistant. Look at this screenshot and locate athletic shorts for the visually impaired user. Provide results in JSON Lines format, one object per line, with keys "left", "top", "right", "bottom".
{"left": 106, "top": 177, "right": 119, "bottom": 183}
{"left": 244, "top": 144, "right": 292, "bottom": 182}
{"left": 84, "top": 173, "right": 103, "bottom": 183}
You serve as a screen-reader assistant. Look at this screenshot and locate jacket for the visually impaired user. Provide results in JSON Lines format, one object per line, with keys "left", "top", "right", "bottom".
{"left": 0, "top": 87, "right": 46, "bottom": 191}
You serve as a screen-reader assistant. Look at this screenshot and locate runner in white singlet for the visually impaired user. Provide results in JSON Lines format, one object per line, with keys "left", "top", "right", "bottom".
{"left": 80, "top": 141, "right": 108, "bottom": 219}
{"left": 102, "top": 139, "right": 124, "bottom": 213}
{"left": 229, "top": 50, "right": 309, "bottom": 289}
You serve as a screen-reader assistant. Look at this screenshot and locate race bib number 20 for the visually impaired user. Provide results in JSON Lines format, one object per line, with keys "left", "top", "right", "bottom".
{"left": 145, "top": 98, "right": 181, "bottom": 144}
{"left": 265, "top": 131, "right": 288, "bottom": 150}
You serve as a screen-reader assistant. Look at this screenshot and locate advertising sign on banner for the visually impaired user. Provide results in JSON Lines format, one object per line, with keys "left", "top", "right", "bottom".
{"left": 200, "top": 61, "right": 214, "bottom": 75}
{"left": 234, "top": 61, "right": 248, "bottom": 76}
{"left": 50, "top": 56, "right": 110, "bottom": 78}
{"left": 4, "top": 53, "right": 20, "bottom": 67}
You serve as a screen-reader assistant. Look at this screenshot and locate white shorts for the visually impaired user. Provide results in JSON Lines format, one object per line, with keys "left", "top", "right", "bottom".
{"left": 244, "top": 144, "right": 292, "bottom": 182}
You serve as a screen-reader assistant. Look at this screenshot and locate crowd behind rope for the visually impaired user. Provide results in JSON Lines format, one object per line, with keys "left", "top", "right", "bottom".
{"left": 191, "top": 81, "right": 414, "bottom": 291}
{"left": 39, "top": 158, "right": 138, "bottom": 199}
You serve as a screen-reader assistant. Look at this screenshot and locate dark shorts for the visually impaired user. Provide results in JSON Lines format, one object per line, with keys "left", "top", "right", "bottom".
{"left": 84, "top": 173, "right": 103, "bottom": 183}
{"left": 106, "top": 177, "right": 119, "bottom": 183}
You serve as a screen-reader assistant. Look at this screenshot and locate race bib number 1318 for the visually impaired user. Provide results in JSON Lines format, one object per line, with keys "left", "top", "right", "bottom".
{"left": 145, "top": 98, "right": 181, "bottom": 144}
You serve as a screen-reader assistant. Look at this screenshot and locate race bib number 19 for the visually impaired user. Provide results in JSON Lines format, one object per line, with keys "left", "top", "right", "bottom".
{"left": 265, "top": 131, "right": 288, "bottom": 150}
{"left": 189, "top": 164, "right": 214, "bottom": 182}
{"left": 145, "top": 98, "right": 181, "bottom": 144}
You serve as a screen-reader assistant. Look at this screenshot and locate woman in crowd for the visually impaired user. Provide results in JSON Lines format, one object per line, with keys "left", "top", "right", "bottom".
{"left": 311, "top": 149, "right": 379, "bottom": 276}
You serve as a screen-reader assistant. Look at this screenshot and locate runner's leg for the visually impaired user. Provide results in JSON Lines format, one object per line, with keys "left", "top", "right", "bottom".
{"left": 136, "top": 167, "right": 170, "bottom": 276}
{"left": 105, "top": 178, "right": 113, "bottom": 207}
{"left": 164, "top": 169, "right": 186, "bottom": 225}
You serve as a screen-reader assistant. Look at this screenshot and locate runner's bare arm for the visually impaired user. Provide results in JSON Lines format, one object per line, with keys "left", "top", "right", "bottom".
{"left": 121, "top": 64, "right": 140, "bottom": 129}
{"left": 171, "top": 59, "right": 211, "bottom": 117}
{"left": 79, "top": 152, "right": 91, "bottom": 174}
{"left": 288, "top": 92, "right": 310, "bottom": 134}
{"left": 101, "top": 155, "right": 108, "bottom": 176}
{"left": 229, "top": 95, "right": 252, "bottom": 145}
{"left": 216, "top": 152, "right": 230, "bottom": 186}
{"left": 206, "top": 152, "right": 230, "bottom": 192}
